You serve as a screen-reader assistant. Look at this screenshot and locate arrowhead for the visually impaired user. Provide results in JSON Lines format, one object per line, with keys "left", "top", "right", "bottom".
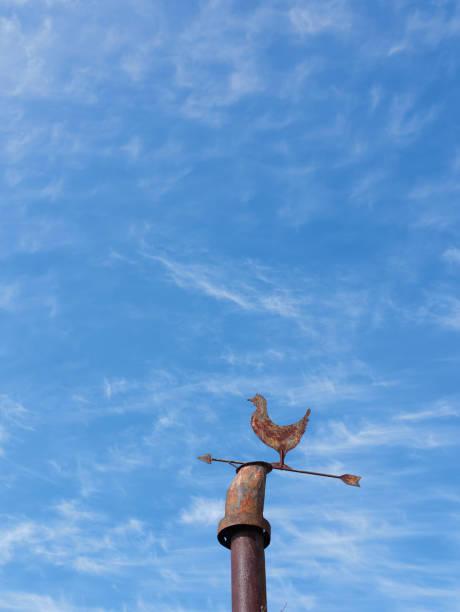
{"left": 197, "top": 454, "right": 212, "bottom": 464}
{"left": 341, "top": 474, "right": 361, "bottom": 487}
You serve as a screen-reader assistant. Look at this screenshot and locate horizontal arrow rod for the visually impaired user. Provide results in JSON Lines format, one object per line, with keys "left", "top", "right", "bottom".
{"left": 197, "top": 454, "right": 361, "bottom": 487}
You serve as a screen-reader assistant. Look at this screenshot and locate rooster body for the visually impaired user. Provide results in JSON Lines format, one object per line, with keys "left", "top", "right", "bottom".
{"left": 249, "top": 393, "right": 311, "bottom": 469}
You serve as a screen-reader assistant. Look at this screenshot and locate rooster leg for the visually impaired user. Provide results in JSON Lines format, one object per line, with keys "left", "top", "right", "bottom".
{"left": 271, "top": 449, "right": 293, "bottom": 470}
{"left": 270, "top": 451, "right": 283, "bottom": 470}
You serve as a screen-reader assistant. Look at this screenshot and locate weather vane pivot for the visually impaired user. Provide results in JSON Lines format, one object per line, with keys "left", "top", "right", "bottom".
{"left": 249, "top": 393, "right": 310, "bottom": 470}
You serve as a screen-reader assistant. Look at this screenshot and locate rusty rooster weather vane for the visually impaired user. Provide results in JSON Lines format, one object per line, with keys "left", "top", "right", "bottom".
{"left": 198, "top": 393, "right": 361, "bottom": 487}
{"left": 198, "top": 394, "right": 361, "bottom": 611}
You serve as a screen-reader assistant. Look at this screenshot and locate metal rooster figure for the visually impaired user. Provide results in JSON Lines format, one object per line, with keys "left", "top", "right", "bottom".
{"left": 199, "top": 393, "right": 361, "bottom": 487}
{"left": 249, "top": 393, "right": 310, "bottom": 470}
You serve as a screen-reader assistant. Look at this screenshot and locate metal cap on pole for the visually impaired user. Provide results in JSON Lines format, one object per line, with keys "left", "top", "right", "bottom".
{"left": 217, "top": 462, "right": 272, "bottom": 612}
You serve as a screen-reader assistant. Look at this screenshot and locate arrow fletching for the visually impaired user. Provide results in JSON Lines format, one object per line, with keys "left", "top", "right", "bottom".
{"left": 197, "top": 454, "right": 212, "bottom": 464}
{"left": 340, "top": 474, "right": 361, "bottom": 487}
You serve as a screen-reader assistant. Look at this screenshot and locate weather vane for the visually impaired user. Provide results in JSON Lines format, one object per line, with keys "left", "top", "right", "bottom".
{"left": 197, "top": 393, "right": 361, "bottom": 612}
{"left": 198, "top": 393, "right": 361, "bottom": 487}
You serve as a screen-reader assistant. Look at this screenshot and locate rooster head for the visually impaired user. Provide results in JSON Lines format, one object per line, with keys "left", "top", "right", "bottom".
{"left": 247, "top": 393, "right": 266, "bottom": 408}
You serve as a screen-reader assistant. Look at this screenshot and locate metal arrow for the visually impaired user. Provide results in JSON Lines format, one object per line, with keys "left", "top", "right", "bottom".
{"left": 197, "top": 454, "right": 361, "bottom": 487}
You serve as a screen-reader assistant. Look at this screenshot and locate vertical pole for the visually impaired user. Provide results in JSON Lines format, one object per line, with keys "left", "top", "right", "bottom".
{"left": 218, "top": 462, "right": 272, "bottom": 612}
{"left": 231, "top": 527, "right": 267, "bottom": 612}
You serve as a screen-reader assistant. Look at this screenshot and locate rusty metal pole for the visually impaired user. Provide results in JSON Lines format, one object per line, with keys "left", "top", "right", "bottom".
{"left": 231, "top": 527, "right": 267, "bottom": 611}
{"left": 218, "top": 462, "right": 272, "bottom": 612}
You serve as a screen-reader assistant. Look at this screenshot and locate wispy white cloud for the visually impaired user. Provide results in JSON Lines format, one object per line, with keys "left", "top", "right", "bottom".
{"left": 0, "top": 591, "right": 100, "bottom": 612}
{"left": 168, "top": 1, "right": 272, "bottom": 123}
{"left": 0, "top": 522, "right": 36, "bottom": 564}
{"left": 407, "top": 167, "right": 460, "bottom": 229}
{"left": 0, "top": 395, "right": 29, "bottom": 427}
{"left": 121, "top": 136, "right": 142, "bottom": 161}
{"left": 0, "top": 502, "right": 154, "bottom": 575}
{"left": 387, "top": 94, "right": 437, "bottom": 141}
{"left": 443, "top": 247, "right": 460, "bottom": 265}
{"left": 266, "top": 496, "right": 460, "bottom": 611}
{"left": 0, "top": 425, "right": 8, "bottom": 456}
{"left": 395, "top": 401, "right": 458, "bottom": 421}
{"left": 0, "top": 16, "right": 54, "bottom": 98}
{"left": 405, "top": 6, "right": 460, "bottom": 48}
{"left": 288, "top": 1, "right": 352, "bottom": 35}
{"left": 137, "top": 166, "right": 192, "bottom": 199}
{"left": 180, "top": 496, "right": 223, "bottom": 526}
{"left": 0, "top": 283, "right": 20, "bottom": 311}
{"left": 370, "top": 84, "right": 382, "bottom": 111}
{"left": 220, "top": 347, "right": 285, "bottom": 370}
{"left": 55, "top": 500, "right": 102, "bottom": 523}
{"left": 349, "top": 170, "right": 385, "bottom": 205}
{"left": 277, "top": 58, "right": 320, "bottom": 102}
{"left": 94, "top": 446, "right": 147, "bottom": 474}
{"left": 305, "top": 416, "right": 454, "bottom": 457}
{"left": 144, "top": 252, "right": 388, "bottom": 346}
{"left": 409, "top": 177, "right": 460, "bottom": 201}
{"left": 103, "top": 377, "right": 132, "bottom": 399}
{"left": 386, "top": 4, "right": 460, "bottom": 57}
{"left": 378, "top": 577, "right": 460, "bottom": 603}
{"left": 420, "top": 294, "right": 460, "bottom": 331}
{"left": 147, "top": 254, "right": 299, "bottom": 316}
{"left": 0, "top": 277, "right": 58, "bottom": 316}
{"left": 0, "top": 395, "right": 31, "bottom": 456}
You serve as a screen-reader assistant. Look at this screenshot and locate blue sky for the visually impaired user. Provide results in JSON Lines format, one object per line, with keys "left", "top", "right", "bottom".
{"left": 1, "top": 0, "right": 459, "bottom": 610}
